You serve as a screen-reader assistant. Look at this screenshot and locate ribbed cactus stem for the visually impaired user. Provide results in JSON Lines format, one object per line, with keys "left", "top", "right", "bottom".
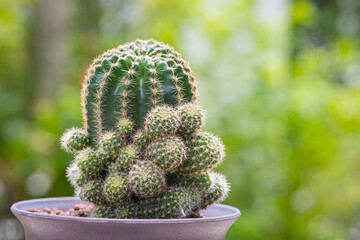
{"left": 81, "top": 39, "right": 198, "bottom": 146}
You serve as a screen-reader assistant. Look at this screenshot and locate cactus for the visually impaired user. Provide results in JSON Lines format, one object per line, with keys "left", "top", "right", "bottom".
{"left": 66, "top": 161, "right": 86, "bottom": 188}
{"left": 109, "top": 145, "right": 139, "bottom": 173}
{"left": 80, "top": 180, "right": 108, "bottom": 206}
{"left": 76, "top": 148, "right": 105, "bottom": 180}
{"left": 91, "top": 206, "right": 117, "bottom": 218}
{"left": 143, "top": 106, "right": 180, "bottom": 140}
{"left": 60, "top": 128, "right": 89, "bottom": 153}
{"left": 137, "top": 187, "right": 199, "bottom": 219}
{"left": 177, "top": 103, "right": 206, "bottom": 137}
{"left": 60, "top": 39, "right": 230, "bottom": 219}
{"left": 199, "top": 172, "right": 230, "bottom": 209}
{"left": 129, "top": 161, "right": 167, "bottom": 198}
{"left": 177, "top": 132, "right": 225, "bottom": 176}
{"left": 168, "top": 172, "right": 212, "bottom": 192}
{"left": 80, "top": 39, "right": 199, "bottom": 147}
{"left": 144, "top": 136, "right": 185, "bottom": 173}
{"left": 99, "top": 131, "right": 123, "bottom": 159}
{"left": 103, "top": 173, "right": 129, "bottom": 203}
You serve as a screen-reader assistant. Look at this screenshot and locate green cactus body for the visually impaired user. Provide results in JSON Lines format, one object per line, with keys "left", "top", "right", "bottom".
{"left": 96, "top": 149, "right": 113, "bottom": 167}
{"left": 80, "top": 180, "right": 108, "bottom": 206}
{"left": 61, "top": 39, "right": 230, "bottom": 219}
{"left": 76, "top": 148, "right": 105, "bottom": 180}
{"left": 81, "top": 39, "right": 198, "bottom": 147}
{"left": 99, "top": 131, "right": 123, "bottom": 159}
{"left": 92, "top": 206, "right": 117, "bottom": 218}
{"left": 60, "top": 128, "right": 89, "bottom": 153}
{"left": 117, "top": 118, "right": 133, "bottom": 134}
{"left": 178, "top": 132, "right": 225, "bottom": 176}
{"left": 144, "top": 136, "right": 185, "bottom": 173}
{"left": 109, "top": 145, "right": 139, "bottom": 173}
{"left": 66, "top": 161, "right": 87, "bottom": 188}
{"left": 116, "top": 205, "right": 136, "bottom": 219}
{"left": 199, "top": 172, "right": 230, "bottom": 209}
{"left": 103, "top": 173, "right": 130, "bottom": 203}
{"left": 143, "top": 105, "right": 180, "bottom": 140}
{"left": 177, "top": 103, "right": 206, "bottom": 137}
{"left": 133, "top": 130, "right": 150, "bottom": 149}
{"left": 128, "top": 161, "right": 166, "bottom": 198}
{"left": 91, "top": 204, "right": 136, "bottom": 219}
{"left": 137, "top": 187, "right": 198, "bottom": 219}
{"left": 169, "top": 172, "right": 212, "bottom": 192}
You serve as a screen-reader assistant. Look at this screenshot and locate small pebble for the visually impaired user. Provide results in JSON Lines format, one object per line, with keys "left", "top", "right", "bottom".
{"left": 28, "top": 208, "right": 42, "bottom": 213}
{"left": 55, "top": 210, "right": 63, "bottom": 215}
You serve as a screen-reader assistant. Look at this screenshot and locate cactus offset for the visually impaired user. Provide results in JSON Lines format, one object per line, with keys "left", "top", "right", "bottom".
{"left": 109, "top": 145, "right": 139, "bottom": 173}
{"left": 137, "top": 187, "right": 199, "bottom": 219}
{"left": 199, "top": 172, "right": 230, "bottom": 209}
{"left": 103, "top": 173, "right": 129, "bottom": 203}
{"left": 80, "top": 180, "right": 108, "bottom": 206}
{"left": 92, "top": 205, "right": 117, "bottom": 218}
{"left": 60, "top": 39, "right": 230, "bottom": 219}
{"left": 144, "top": 136, "right": 185, "bottom": 173}
{"left": 60, "top": 128, "right": 89, "bottom": 153}
{"left": 177, "top": 103, "right": 206, "bottom": 137}
{"left": 143, "top": 105, "right": 180, "bottom": 140}
{"left": 168, "top": 172, "right": 212, "bottom": 192}
{"left": 99, "top": 131, "right": 123, "bottom": 159}
{"left": 76, "top": 148, "right": 104, "bottom": 180}
{"left": 129, "top": 161, "right": 167, "bottom": 198}
{"left": 178, "top": 132, "right": 225, "bottom": 176}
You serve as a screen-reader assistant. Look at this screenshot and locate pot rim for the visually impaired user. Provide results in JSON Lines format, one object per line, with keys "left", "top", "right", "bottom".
{"left": 11, "top": 197, "right": 241, "bottom": 224}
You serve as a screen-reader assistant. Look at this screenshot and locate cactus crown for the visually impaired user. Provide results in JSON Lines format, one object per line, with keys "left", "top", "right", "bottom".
{"left": 61, "top": 39, "right": 229, "bottom": 219}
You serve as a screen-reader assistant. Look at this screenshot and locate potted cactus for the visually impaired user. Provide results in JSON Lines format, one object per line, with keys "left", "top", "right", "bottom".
{"left": 11, "top": 39, "right": 240, "bottom": 240}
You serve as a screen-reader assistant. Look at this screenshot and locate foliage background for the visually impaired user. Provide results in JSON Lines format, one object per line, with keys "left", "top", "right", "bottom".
{"left": 1, "top": 0, "right": 360, "bottom": 239}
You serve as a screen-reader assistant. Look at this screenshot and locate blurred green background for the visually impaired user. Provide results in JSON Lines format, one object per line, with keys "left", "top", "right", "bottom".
{"left": 1, "top": 0, "right": 360, "bottom": 239}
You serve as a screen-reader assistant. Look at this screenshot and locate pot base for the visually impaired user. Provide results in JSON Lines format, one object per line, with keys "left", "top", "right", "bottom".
{"left": 11, "top": 197, "right": 240, "bottom": 240}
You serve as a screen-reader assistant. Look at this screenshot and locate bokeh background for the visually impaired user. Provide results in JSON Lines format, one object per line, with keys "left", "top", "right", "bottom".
{"left": 1, "top": 0, "right": 360, "bottom": 239}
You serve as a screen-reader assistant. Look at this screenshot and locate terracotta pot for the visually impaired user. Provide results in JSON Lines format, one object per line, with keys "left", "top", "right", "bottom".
{"left": 11, "top": 197, "right": 240, "bottom": 240}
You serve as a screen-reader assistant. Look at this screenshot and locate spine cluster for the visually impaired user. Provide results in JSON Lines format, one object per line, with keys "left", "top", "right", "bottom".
{"left": 60, "top": 39, "right": 230, "bottom": 219}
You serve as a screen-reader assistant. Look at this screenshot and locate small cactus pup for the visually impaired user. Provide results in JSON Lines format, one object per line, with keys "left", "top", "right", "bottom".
{"left": 60, "top": 128, "right": 89, "bottom": 153}
{"left": 60, "top": 39, "right": 230, "bottom": 219}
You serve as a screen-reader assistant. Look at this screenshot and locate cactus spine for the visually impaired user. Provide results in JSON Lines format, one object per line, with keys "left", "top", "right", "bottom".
{"left": 61, "top": 39, "right": 230, "bottom": 219}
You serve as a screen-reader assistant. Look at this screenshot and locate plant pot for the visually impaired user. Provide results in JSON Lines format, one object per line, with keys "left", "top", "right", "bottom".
{"left": 11, "top": 197, "right": 240, "bottom": 240}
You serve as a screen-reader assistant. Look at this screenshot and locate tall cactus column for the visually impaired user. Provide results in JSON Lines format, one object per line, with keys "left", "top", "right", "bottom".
{"left": 81, "top": 40, "right": 199, "bottom": 146}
